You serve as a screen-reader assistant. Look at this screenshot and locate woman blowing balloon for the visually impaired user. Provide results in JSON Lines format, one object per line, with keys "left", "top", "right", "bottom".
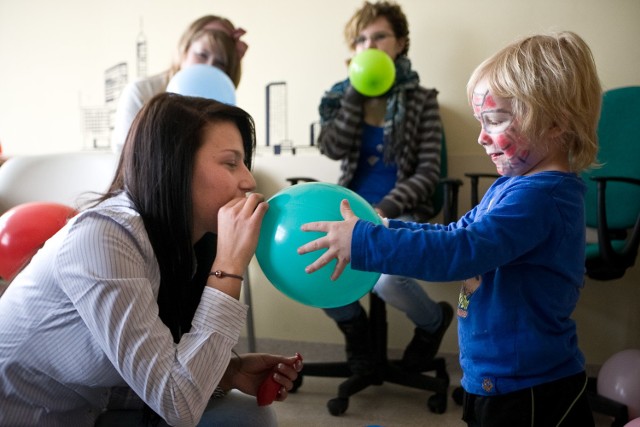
{"left": 111, "top": 14, "right": 248, "bottom": 154}
{"left": 0, "top": 93, "right": 301, "bottom": 427}
{"left": 315, "top": 0, "right": 452, "bottom": 377}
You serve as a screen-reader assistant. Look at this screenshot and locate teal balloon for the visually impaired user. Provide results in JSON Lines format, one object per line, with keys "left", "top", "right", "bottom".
{"left": 166, "top": 64, "right": 236, "bottom": 105}
{"left": 256, "top": 182, "right": 382, "bottom": 308}
{"left": 348, "top": 49, "right": 396, "bottom": 97}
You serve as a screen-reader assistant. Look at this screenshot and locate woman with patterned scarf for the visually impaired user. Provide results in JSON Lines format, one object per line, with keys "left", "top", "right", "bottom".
{"left": 316, "top": 1, "right": 453, "bottom": 377}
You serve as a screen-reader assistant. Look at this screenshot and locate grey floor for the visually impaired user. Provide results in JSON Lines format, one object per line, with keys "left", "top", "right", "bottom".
{"left": 236, "top": 338, "right": 616, "bottom": 427}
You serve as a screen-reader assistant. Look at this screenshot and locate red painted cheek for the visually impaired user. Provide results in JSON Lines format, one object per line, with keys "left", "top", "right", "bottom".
{"left": 495, "top": 135, "right": 518, "bottom": 158}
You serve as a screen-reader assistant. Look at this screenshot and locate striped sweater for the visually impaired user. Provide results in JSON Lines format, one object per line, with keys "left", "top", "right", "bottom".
{"left": 317, "top": 77, "right": 442, "bottom": 222}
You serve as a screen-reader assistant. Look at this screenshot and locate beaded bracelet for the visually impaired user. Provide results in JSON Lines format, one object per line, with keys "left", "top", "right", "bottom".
{"left": 209, "top": 270, "right": 244, "bottom": 281}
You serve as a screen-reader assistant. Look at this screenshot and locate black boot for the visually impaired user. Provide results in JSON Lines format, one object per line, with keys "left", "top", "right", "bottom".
{"left": 337, "top": 310, "right": 374, "bottom": 376}
{"left": 401, "top": 302, "right": 454, "bottom": 372}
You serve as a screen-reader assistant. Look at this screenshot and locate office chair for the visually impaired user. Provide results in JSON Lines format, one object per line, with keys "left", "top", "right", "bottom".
{"left": 582, "top": 86, "right": 640, "bottom": 281}
{"left": 453, "top": 86, "right": 640, "bottom": 426}
{"left": 288, "top": 135, "right": 462, "bottom": 416}
{"left": 582, "top": 86, "right": 640, "bottom": 427}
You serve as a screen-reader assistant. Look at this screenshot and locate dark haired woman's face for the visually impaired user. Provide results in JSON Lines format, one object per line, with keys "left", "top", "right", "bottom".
{"left": 191, "top": 122, "right": 256, "bottom": 240}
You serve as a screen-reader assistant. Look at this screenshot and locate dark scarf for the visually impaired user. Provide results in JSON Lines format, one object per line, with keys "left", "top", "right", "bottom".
{"left": 319, "top": 55, "right": 420, "bottom": 162}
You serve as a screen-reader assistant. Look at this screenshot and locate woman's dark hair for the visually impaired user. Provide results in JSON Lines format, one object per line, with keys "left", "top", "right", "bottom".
{"left": 100, "top": 92, "right": 256, "bottom": 342}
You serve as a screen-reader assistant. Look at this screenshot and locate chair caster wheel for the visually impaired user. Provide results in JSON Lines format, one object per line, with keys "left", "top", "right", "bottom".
{"left": 452, "top": 386, "right": 464, "bottom": 405}
{"left": 290, "top": 375, "right": 303, "bottom": 393}
{"left": 427, "top": 393, "right": 447, "bottom": 414}
{"left": 327, "top": 397, "right": 349, "bottom": 416}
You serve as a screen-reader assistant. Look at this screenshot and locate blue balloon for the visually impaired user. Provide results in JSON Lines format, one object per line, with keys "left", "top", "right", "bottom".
{"left": 166, "top": 64, "right": 236, "bottom": 105}
{"left": 256, "top": 182, "right": 382, "bottom": 308}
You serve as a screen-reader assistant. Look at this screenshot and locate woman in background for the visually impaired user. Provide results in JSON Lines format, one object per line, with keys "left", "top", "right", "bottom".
{"left": 316, "top": 0, "right": 453, "bottom": 377}
{"left": 111, "top": 14, "right": 248, "bottom": 153}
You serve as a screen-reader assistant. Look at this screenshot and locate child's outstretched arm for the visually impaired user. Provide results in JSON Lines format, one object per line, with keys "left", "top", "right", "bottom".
{"left": 298, "top": 199, "right": 359, "bottom": 280}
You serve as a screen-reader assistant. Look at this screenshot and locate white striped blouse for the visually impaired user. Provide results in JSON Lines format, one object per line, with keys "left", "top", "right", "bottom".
{"left": 0, "top": 192, "right": 247, "bottom": 427}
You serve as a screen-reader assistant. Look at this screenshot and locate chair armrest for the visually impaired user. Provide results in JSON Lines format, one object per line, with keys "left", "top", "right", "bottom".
{"left": 440, "top": 177, "right": 463, "bottom": 223}
{"left": 591, "top": 176, "right": 640, "bottom": 186}
{"left": 464, "top": 173, "right": 500, "bottom": 207}
{"left": 591, "top": 176, "right": 640, "bottom": 270}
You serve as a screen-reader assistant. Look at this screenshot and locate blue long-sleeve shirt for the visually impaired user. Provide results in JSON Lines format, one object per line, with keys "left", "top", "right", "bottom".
{"left": 352, "top": 172, "right": 587, "bottom": 395}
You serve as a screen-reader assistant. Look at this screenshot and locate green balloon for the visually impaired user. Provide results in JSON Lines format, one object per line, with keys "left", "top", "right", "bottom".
{"left": 348, "top": 49, "right": 396, "bottom": 97}
{"left": 256, "top": 182, "right": 382, "bottom": 308}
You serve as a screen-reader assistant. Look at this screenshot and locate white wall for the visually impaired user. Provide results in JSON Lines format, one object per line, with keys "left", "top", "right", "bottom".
{"left": 1, "top": 0, "right": 639, "bottom": 364}
{"left": 2, "top": 0, "right": 639, "bottom": 156}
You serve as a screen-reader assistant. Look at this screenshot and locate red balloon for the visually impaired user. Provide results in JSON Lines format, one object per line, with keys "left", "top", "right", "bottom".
{"left": 0, "top": 202, "right": 77, "bottom": 281}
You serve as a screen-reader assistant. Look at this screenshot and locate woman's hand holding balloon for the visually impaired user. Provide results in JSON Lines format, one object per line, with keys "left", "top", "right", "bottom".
{"left": 213, "top": 193, "right": 268, "bottom": 285}
{"left": 298, "top": 199, "right": 359, "bottom": 280}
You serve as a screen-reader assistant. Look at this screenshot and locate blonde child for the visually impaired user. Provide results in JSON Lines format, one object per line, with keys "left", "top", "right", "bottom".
{"left": 300, "top": 31, "right": 601, "bottom": 426}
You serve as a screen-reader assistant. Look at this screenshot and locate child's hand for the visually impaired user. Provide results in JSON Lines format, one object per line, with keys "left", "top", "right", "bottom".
{"left": 298, "top": 199, "right": 359, "bottom": 280}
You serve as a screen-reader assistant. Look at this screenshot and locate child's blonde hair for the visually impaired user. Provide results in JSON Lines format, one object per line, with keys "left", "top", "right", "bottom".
{"left": 467, "top": 31, "right": 602, "bottom": 172}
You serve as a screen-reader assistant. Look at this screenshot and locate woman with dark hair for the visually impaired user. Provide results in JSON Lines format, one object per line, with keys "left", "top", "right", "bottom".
{"left": 0, "top": 93, "right": 301, "bottom": 427}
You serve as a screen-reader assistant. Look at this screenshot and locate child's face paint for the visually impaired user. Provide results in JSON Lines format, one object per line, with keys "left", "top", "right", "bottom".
{"left": 472, "top": 79, "right": 541, "bottom": 176}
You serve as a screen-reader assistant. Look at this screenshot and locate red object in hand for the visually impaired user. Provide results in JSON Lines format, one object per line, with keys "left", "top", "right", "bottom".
{"left": 257, "top": 353, "right": 303, "bottom": 406}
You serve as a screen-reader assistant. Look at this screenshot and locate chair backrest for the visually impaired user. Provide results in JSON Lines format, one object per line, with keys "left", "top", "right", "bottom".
{"left": 0, "top": 151, "right": 118, "bottom": 214}
{"left": 432, "top": 132, "right": 461, "bottom": 223}
{"left": 431, "top": 133, "right": 447, "bottom": 214}
{"left": 582, "top": 86, "right": 640, "bottom": 230}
